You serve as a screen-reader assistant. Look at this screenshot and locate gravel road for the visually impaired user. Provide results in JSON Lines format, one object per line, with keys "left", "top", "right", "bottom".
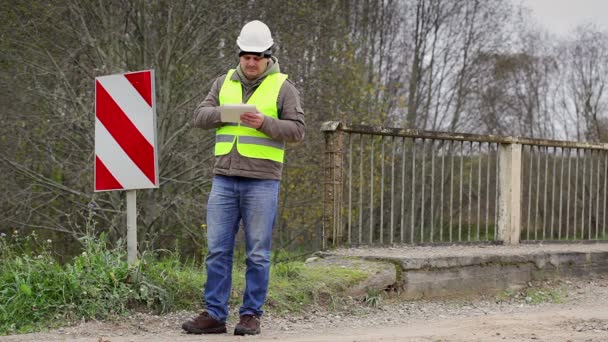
{"left": 2, "top": 275, "right": 607, "bottom": 342}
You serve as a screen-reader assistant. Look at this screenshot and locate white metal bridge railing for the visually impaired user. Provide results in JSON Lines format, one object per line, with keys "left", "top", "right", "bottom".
{"left": 321, "top": 121, "right": 608, "bottom": 248}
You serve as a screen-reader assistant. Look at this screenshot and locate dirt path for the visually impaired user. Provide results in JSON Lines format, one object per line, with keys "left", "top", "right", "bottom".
{"left": 2, "top": 277, "right": 607, "bottom": 342}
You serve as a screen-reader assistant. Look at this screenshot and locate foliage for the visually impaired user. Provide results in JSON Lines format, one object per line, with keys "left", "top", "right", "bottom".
{"left": 0, "top": 232, "right": 367, "bottom": 335}
{"left": 1, "top": 232, "right": 129, "bottom": 334}
{"left": 0, "top": 232, "right": 204, "bottom": 335}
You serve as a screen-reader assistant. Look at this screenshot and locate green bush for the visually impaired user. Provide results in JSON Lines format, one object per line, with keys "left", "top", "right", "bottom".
{"left": 0, "top": 232, "right": 206, "bottom": 335}
{"left": 0, "top": 233, "right": 131, "bottom": 334}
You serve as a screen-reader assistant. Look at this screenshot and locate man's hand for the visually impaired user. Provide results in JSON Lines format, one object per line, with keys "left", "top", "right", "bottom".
{"left": 240, "top": 112, "right": 265, "bottom": 129}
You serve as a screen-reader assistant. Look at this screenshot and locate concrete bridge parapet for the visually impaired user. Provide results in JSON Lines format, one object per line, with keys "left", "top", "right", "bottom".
{"left": 313, "top": 243, "right": 608, "bottom": 299}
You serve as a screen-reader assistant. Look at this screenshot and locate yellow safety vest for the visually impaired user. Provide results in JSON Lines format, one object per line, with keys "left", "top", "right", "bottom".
{"left": 215, "top": 69, "right": 288, "bottom": 163}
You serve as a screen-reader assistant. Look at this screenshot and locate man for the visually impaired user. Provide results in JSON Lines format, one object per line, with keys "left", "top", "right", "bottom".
{"left": 181, "top": 20, "right": 305, "bottom": 336}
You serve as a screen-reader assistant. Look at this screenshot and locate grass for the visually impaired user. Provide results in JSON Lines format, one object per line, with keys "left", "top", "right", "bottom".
{"left": 267, "top": 261, "right": 368, "bottom": 313}
{"left": 0, "top": 231, "right": 368, "bottom": 335}
{"left": 496, "top": 283, "right": 567, "bottom": 304}
{"left": 363, "top": 288, "right": 382, "bottom": 307}
{"left": 524, "top": 287, "right": 566, "bottom": 304}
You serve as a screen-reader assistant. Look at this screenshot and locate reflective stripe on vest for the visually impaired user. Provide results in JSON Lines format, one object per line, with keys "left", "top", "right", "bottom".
{"left": 215, "top": 69, "right": 288, "bottom": 163}
{"left": 216, "top": 134, "right": 285, "bottom": 149}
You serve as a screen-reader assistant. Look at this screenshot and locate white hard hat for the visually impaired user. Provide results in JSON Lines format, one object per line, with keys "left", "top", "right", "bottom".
{"left": 237, "top": 20, "right": 274, "bottom": 53}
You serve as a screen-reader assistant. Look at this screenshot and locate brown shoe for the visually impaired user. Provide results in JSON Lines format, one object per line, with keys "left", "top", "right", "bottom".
{"left": 234, "top": 314, "right": 261, "bottom": 335}
{"left": 181, "top": 311, "right": 227, "bottom": 334}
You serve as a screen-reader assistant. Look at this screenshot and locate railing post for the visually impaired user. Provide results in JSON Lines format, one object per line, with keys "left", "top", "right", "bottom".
{"left": 321, "top": 121, "right": 345, "bottom": 249}
{"left": 497, "top": 142, "right": 522, "bottom": 244}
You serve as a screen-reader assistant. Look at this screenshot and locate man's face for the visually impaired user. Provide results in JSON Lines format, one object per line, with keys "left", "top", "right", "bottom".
{"left": 240, "top": 54, "right": 268, "bottom": 80}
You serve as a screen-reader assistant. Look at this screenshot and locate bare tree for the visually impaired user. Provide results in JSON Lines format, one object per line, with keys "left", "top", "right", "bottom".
{"left": 555, "top": 25, "right": 608, "bottom": 142}
{"left": 397, "top": 0, "right": 514, "bottom": 131}
{"left": 468, "top": 27, "right": 558, "bottom": 138}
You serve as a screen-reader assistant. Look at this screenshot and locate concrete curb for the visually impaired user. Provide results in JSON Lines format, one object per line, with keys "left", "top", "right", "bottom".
{"left": 305, "top": 255, "right": 397, "bottom": 298}
{"left": 318, "top": 247, "right": 608, "bottom": 299}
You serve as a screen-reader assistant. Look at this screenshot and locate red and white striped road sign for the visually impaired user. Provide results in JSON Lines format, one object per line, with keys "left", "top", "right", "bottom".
{"left": 95, "top": 70, "right": 158, "bottom": 191}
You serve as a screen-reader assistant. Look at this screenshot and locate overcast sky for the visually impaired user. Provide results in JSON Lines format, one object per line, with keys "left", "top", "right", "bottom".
{"left": 516, "top": 0, "right": 608, "bottom": 35}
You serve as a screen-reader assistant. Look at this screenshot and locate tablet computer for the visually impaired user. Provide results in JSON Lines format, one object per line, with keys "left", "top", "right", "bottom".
{"left": 220, "top": 104, "right": 257, "bottom": 123}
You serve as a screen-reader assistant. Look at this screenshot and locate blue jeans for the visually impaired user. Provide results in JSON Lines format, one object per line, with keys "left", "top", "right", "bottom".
{"left": 204, "top": 175, "right": 279, "bottom": 321}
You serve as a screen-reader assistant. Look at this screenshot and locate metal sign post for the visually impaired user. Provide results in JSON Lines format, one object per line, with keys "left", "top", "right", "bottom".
{"left": 126, "top": 190, "right": 137, "bottom": 265}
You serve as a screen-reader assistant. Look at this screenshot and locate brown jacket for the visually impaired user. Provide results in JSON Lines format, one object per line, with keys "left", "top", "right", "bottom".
{"left": 192, "top": 57, "right": 305, "bottom": 180}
